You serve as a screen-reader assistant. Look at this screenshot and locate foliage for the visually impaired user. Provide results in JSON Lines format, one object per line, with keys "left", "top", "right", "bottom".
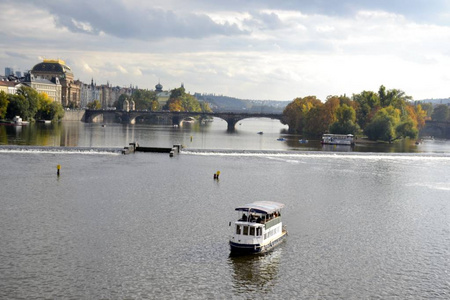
{"left": 132, "top": 89, "right": 157, "bottom": 110}
{"left": 282, "top": 96, "right": 322, "bottom": 134}
{"left": 419, "top": 102, "right": 433, "bottom": 118}
{"left": 36, "top": 95, "right": 65, "bottom": 121}
{"left": 3, "top": 86, "right": 64, "bottom": 121}
{"left": 431, "top": 104, "right": 449, "bottom": 122}
{"left": 329, "top": 105, "right": 359, "bottom": 135}
{"left": 17, "top": 86, "right": 40, "bottom": 119}
{"left": 164, "top": 87, "right": 207, "bottom": 112}
{"left": 0, "top": 91, "right": 9, "bottom": 119}
{"left": 364, "top": 106, "right": 401, "bottom": 141}
{"left": 282, "top": 85, "right": 424, "bottom": 141}
{"left": 115, "top": 94, "right": 129, "bottom": 110}
{"left": 6, "top": 94, "right": 29, "bottom": 120}
{"left": 396, "top": 116, "right": 418, "bottom": 139}
{"left": 87, "top": 100, "right": 102, "bottom": 109}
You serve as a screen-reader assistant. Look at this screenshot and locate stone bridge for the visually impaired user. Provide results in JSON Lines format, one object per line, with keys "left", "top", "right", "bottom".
{"left": 84, "top": 110, "right": 285, "bottom": 131}
{"left": 422, "top": 120, "right": 450, "bottom": 138}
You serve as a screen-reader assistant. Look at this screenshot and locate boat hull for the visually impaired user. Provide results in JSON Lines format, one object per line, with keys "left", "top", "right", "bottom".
{"left": 229, "top": 230, "right": 287, "bottom": 255}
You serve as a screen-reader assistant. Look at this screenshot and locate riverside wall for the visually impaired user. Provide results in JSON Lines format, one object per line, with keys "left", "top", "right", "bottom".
{"left": 63, "top": 110, "right": 85, "bottom": 121}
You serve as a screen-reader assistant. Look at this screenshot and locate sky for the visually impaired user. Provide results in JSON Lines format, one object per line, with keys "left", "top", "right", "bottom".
{"left": 1, "top": 0, "right": 450, "bottom": 101}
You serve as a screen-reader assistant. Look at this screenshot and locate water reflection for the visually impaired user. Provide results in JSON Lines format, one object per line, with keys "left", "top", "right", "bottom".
{"left": 229, "top": 249, "right": 282, "bottom": 295}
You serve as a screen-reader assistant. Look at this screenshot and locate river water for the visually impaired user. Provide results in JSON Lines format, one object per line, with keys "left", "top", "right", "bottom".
{"left": 0, "top": 119, "right": 449, "bottom": 299}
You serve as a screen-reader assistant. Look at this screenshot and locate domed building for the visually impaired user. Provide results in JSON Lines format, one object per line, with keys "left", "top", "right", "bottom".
{"left": 31, "top": 59, "right": 80, "bottom": 107}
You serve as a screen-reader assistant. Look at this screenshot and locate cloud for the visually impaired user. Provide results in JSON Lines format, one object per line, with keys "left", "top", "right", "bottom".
{"left": 39, "top": 0, "right": 248, "bottom": 40}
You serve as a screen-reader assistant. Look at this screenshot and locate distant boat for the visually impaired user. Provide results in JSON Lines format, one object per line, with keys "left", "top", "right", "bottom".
{"left": 321, "top": 134, "right": 354, "bottom": 145}
{"left": 277, "top": 138, "right": 286, "bottom": 141}
{"left": 299, "top": 139, "right": 308, "bottom": 144}
{"left": 257, "top": 131, "right": 263, "bottom": 135}
{"left": 37, "top": 120, "right": 51, "bottom": 124}
{"left": 229, "top": 201, "right": 287, "bottom": 255}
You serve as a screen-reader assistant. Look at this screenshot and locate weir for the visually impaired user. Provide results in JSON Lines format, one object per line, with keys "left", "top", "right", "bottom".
{"left": 122, "top": 142, "right": 182, "bottom": 157}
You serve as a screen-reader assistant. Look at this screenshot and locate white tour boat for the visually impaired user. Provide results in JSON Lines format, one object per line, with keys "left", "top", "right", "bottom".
{"left": 229, "top": 201, "right": 287, "bottom": 255}
{"left": 321, "top": 133, "right": 355, "bottom": 145}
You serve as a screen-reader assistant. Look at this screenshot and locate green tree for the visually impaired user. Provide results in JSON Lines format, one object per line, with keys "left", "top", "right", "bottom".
{"left": 6, "top": 94, "right": 29, "bottom": 120}
{"left": 364, "top": 106, "right": 401, "bottom": 141}
{"left": 329, "top": 104, "right": 359, "bottom": 135}
{"left": 132, "top": 89, "right": 157, "bottom": 110}
{"left": 0, "top": 91, "right": 9, "bottom": 119}
{"left": 17, "top": 86, "right": 40, "bottom": 119}
{"left": 353, "top": 90, "right": 380, "bottom": 128}
{"left": 396, "top": 116, "right": 418, "bottom": 139}
{"left": 87, "top": 100, "right": 102, "bottom": 109}
{"left": 431, "top": 104, "right": 449, "bottom": 121}
{"left": 115, "top": 94, "right": 129, "bottom": 110}
{"left": 36, "top": 95, "right": 64, "bottom": 121}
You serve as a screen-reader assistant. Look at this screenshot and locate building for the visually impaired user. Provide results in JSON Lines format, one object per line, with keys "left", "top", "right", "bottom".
{"left": 155, "top": 82, "right": 171, "bottom": 107}
{"left": 30, "top": 59, "right": 80, "bottom": 107}
{"left": 5, "top": 67, "right": 14, "bottom": 76}
{"left": 22, "top": 72, "right": 62, "bottom": 103}
{"left": 0, "top": 81, "right": 19, "bottom": 94}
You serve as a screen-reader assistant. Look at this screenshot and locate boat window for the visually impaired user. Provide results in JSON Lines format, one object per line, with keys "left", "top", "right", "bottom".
{"left": 236, "top": 225, "right": 241, "bottom": 235}
{"left": 249, "top": 227, "right": 255, "bottom": 236}
{"left": 243, "top": 226, "right": 249, "bottom": 235}
{"left": 256, "top": 227, "right": 262, "bottom": 236}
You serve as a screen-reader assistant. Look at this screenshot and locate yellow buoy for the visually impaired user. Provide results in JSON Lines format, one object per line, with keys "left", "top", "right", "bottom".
{"left": 57, "top": 164, "right": 61, "bottom": 176}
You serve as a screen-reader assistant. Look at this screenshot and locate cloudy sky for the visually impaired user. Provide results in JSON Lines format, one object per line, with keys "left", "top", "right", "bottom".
{"left": 1, "top": 0, "right": 450, "bottom": 101}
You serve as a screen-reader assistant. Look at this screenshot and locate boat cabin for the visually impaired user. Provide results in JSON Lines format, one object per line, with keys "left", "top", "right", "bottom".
{"left": 229, "top": 201, "right": 286, "bottom": 254}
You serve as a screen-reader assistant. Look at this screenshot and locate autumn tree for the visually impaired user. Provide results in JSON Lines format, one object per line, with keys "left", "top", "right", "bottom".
{"left": 282, "top": 96, "right": 322, "bottom": 134}
{"left": 164, "top": 87, "right": 205, "bottom": 112}
{"left": 329, "top": 104, "right": 359, "bottom": 135}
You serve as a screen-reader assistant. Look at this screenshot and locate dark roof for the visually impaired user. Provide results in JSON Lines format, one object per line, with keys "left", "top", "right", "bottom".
{"left": 31, "top": 61, "right": 73, "bottom": 75}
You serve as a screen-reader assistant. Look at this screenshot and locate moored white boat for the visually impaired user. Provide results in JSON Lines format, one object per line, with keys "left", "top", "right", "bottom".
{"left": 229, "top": 201, "right": 287, "bottom": 255}
{"left": 321, "top": 133, "right": 354, "bottom": 145}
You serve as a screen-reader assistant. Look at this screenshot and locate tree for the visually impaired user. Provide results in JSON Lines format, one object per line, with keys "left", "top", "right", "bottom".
{"left": 396, "top": 116, "right": 418, "bottom": 139}
{"left": 364, "top": 106, "right": 401, "bottom": 141}
{"left": 36, "top": 95, "right": 65, "bottom": 121}
{"left": 87, "top": 100, "right": 102, "bottom": 109}
{"left": 164, "top": 87, "right": 204, "bottom": 112}
{"left": 431, "top": 104, "right": 449, "bottom": 122}
{"left": 353, "top": 90, "right": 380, "bottom": 128}
{"left": 282, "top": 96, "right": 322, "bottom": 134}
{"left": 115, "top": 94, "right": 129, "bottom": 110}
{"left": 0, "top": 91, "right": 9, "bottom": 119}
{"left": 329, "top": 104, "right": 359, "bottom": 135}
{"left": 17, "top": 86, "right": 40, "bottom": 119}
{"left": 132, "top": 89, "right": 157, "bottom": 110}
{"left": 6, "top": 94, "right": 29, "bottom": 120}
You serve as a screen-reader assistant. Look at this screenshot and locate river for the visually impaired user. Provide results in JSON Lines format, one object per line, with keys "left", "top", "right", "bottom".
{"left": 0, "top": 119, "right": 449, "bottom": 299}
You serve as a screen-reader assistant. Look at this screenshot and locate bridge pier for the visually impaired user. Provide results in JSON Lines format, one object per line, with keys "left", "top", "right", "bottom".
{"left": 227, "top": 118, "right": 238, "bottom": 131}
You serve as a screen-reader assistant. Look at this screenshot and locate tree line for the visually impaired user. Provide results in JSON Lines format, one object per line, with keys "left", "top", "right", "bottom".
{"left": 0, "top": 87, "right": 65, "bottom": 122}
{"left": 281, "top": 85, "right": 438, "bottom": 142}
{"left": 105, "top": 86, "right": 212, "bottom": 113}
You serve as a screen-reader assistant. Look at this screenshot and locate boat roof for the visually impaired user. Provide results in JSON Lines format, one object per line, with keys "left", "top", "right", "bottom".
{"left": 235, "top": 201, "right": 285, "bottom": 214}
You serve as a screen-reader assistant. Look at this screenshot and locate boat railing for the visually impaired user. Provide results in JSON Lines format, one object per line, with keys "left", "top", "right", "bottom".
{"left": 265, "top": 217, "right": 281, "bottom": 230}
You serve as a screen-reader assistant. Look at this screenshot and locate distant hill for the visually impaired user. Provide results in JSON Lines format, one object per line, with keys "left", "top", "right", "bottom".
{"left": 415, "top": 98, "right": 450, "bottom": 105}
{"left": 194, "top": 93, "right": 290, "bottom": 113}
